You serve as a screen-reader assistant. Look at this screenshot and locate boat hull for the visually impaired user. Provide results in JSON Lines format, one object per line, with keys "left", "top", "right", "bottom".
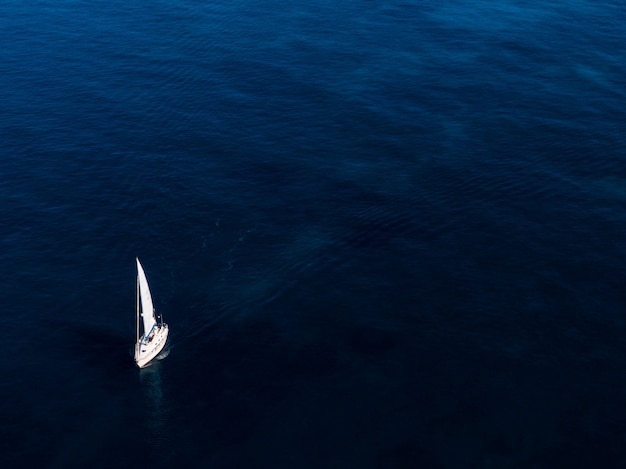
{"left": 135, "top": 324, "right": 169, "bottom": 368}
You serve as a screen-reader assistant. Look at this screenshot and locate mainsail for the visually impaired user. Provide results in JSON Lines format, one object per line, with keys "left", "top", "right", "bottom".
{"left": 136, "top": 258, "right": 157, "bottom": 339}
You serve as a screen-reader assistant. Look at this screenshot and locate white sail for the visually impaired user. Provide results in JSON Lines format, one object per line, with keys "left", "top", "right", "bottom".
{"left": 136, "top": 258, "right": 157, "bottom": 338}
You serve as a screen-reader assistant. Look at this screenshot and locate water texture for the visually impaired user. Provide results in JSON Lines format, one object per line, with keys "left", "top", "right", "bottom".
{"left": 1, "top": 0, "right": 625, "bottom": 467}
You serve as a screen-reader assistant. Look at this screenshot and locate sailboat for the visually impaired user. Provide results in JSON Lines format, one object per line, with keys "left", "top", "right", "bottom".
{"left": 134, "top": 258, "right": 169, "bottom": 368}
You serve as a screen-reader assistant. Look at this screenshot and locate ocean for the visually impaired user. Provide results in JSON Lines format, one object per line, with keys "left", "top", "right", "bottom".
{"left": 1, "top": 0, "right": 625, "bottom": 467}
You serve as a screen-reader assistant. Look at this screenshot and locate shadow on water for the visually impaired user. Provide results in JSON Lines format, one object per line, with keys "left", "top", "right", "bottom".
{"left": 49, "top": 320, "right": 135, "bottom": 372}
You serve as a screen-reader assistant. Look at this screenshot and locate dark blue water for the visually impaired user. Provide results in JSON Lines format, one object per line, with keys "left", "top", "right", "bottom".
{"left": 1, "top": 0, "right": 626, "bottom": 467}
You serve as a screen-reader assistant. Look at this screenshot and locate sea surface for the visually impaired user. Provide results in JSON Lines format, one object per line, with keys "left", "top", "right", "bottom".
{"left": 1, "top": 0, "right": 625, "bottom": 467}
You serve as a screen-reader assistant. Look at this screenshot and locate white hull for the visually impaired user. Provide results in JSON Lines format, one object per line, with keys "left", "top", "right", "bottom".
{"left": 135, "top": 324, "right": 169, "bottom": 368}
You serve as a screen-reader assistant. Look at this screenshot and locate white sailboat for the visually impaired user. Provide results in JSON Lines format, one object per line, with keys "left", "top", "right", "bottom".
{"left": 134, "top": 258, "right": 169, "bottom": 368}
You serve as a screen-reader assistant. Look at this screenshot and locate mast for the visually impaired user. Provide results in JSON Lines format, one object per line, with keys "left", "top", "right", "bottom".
{"left": 136, "top": 270, "right": 140, "bottom": 347}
